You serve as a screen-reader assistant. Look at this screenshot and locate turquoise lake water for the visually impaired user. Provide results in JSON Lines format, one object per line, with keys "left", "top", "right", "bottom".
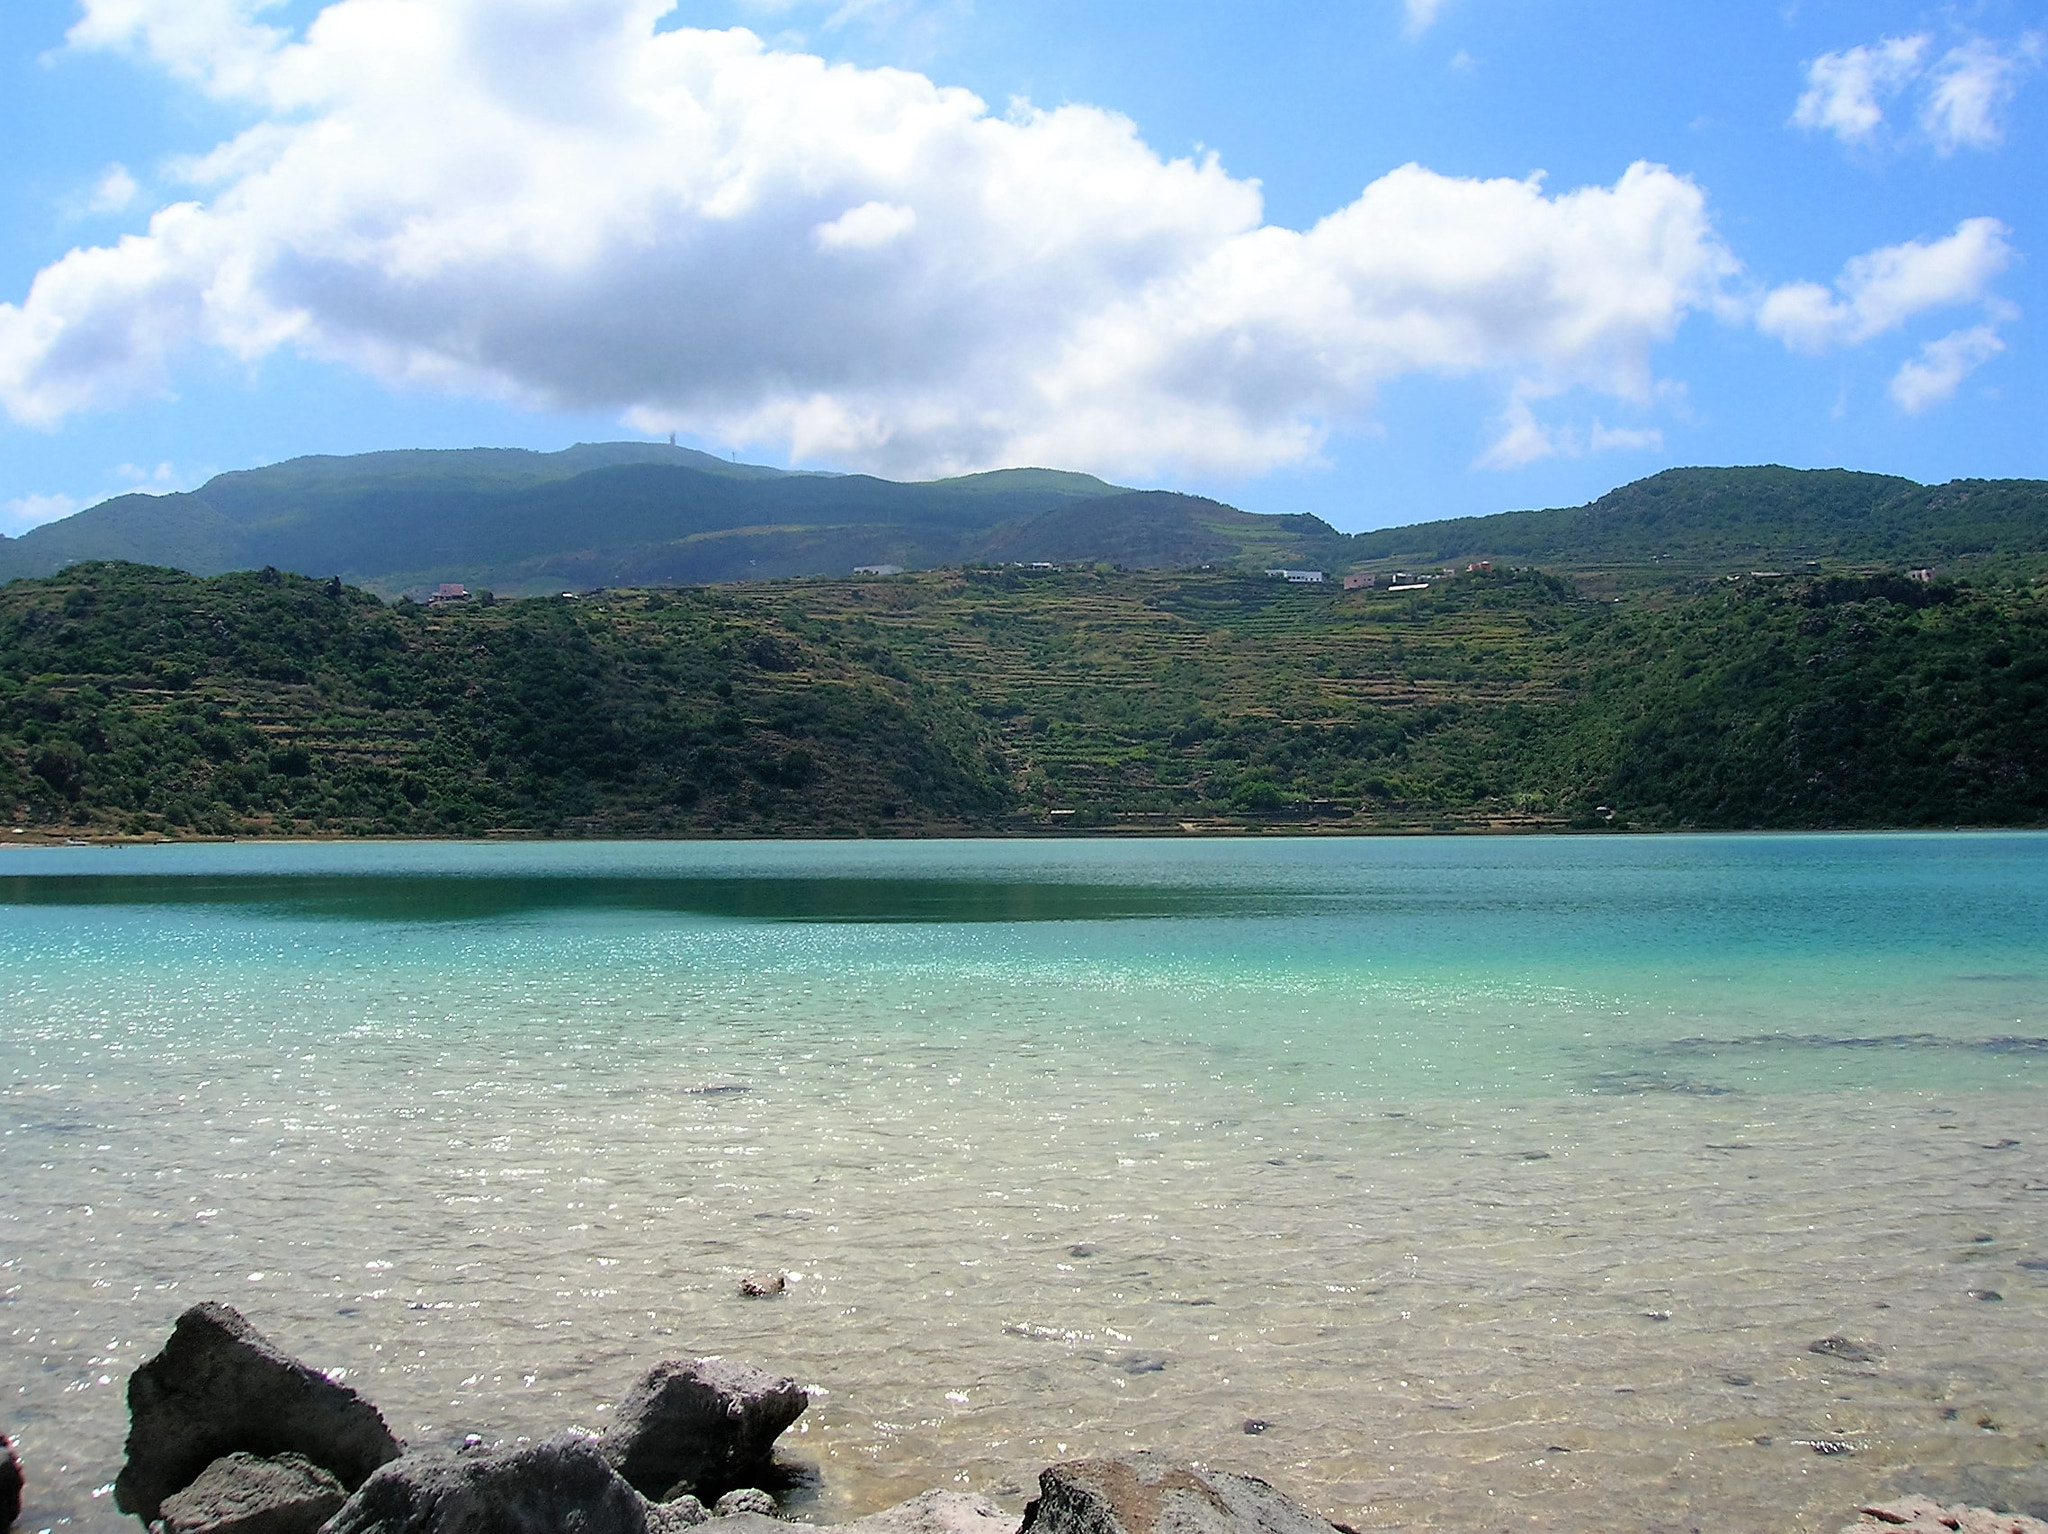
{"left": 2, "top": 834, "right": 2045, "bottom": 1532}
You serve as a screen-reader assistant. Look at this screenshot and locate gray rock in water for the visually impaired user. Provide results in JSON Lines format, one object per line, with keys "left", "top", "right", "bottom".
{"left": 1019, "top": 1455, "right": 1342, "bottom": 1534}
{"left": 1809, "top": 1335, "right": 1883, "bottom": 1364}
{"left": 2, "top": 1432, "right": 21, "bottom": 1529}
{"left": 155, "top": 1451, "right": 346, "bottom": 1534}
{"left": 598, "top": 1359, "right": 807, "bottom": 1500}
{"left": 716, "top": 1489, "right": 779, "bottom": 1518}
{"left": 324, "top": 1433, "right": 653, "bottom": 1534}
{"left": 115, "top": 1303, "right": 402, "bottom": 1524}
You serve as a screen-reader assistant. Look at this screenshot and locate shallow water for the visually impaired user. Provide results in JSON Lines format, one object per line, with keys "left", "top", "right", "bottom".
{"left": 2, "top": 834, "right": 2045, "bottom": 1532}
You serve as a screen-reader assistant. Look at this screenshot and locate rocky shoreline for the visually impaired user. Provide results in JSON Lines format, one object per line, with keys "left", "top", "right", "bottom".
{"left": 3, "top": 1304, "right": 2043, "bottom": 1534}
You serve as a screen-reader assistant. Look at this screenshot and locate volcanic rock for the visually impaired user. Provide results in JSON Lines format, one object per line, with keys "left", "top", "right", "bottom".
{"left": 651, "top": 1501, "right": 721, "bottom": 1534}
{"left": 324, "top": 1433, "right": 653, "bottom": 1534}
{"left": 115, "top": 1303, "right": 401, "bottom": 1524}
{"left": 598, "top": 1358, "right": 807, "bottom": 1500}
{"left": 1019, "top": 1454, "right": 1342, "bottom": 1534}
{"left": 716, "top": 1490, "right": 779, "bottom": 1517}
{"left": 658, "top": 1492, "right": 712, "bottom": 1527}
{"left": 2, "top": 1432, "right": 21, "bottom": 1529}
{"left": 155, "top": 1451, "right": 346, "bottom": 1534}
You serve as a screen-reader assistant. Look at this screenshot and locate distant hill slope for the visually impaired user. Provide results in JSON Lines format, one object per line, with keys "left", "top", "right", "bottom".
{"left": 3, "top": 451, "right": 2044, "bottom": 593}
{"left": 1350, "top": 467, "right": 2048, "bottom": 579}
{"left": 0, "top": 442, "right": 786, "bottom": 583}
{"left": 0, "top": 443, "right": 1343, "bottom": 595}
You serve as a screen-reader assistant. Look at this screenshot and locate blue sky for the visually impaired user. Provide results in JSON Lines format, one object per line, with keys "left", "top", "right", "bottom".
{"left": 1, "top": 0, "right": 2042, "bottom": 535}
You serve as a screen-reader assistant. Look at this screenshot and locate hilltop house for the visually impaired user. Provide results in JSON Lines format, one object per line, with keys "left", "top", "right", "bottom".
{"left": 1266, "top": 568, "right": 1325, "bottom": 583}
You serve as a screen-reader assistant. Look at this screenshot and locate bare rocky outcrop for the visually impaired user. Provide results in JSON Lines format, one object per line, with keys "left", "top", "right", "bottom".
{"left": 114, "top": 1303, "right": 402, "bottom": 1524}
{"left": 154, "top": 1451, "right": 346, "bottom": 1534}
{"left": 323, "top": 1433, "right": 657, "bottom": 1534}
{"left": 1018, "top": 1455, "right": 1342, "bottom": 1534}
{"left": 1842, "top": 1496, "right": 2048, "bottom": 1534}
{"left": 598, "top": 1359, "right": 807, "bottom": 1501}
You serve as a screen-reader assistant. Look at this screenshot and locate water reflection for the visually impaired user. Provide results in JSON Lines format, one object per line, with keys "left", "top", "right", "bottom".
{"left": 0, "top": 871, "right": 1299, "bottom": 924}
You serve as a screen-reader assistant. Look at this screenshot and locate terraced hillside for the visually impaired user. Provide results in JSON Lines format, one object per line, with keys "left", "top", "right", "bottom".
{"left": 3, "top": 562, "right": 2043, "bottom": 837}
{"left": 729, "top": 566, "right": 1583, "bottom": 829}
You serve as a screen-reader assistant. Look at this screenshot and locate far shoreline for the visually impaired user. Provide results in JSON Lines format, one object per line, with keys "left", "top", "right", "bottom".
{"left": 4, "top": 823, "right": 2045, "bottom": 851}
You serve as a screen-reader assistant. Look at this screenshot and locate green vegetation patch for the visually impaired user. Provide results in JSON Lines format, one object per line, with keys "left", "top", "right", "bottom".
{"left": 0, "top": 564, "right": 1008, "bottom": 837}
{"left": 2, "top": 561, "right": 2043, "bottom": 838}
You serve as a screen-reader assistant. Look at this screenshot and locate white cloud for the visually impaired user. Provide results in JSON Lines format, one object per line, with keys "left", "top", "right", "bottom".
{"left": 57, "top": 163, "right": 143, "bottom": 222}
{"left": 1794, "top": 30, "right": 2039, "bottom": 154}
{"left": 66, "top": 0, "right": 289, "bottom": 98}
{"left": 113, "top": 460, "right": 192, "bottom": 491}
{"left": 1793, "top": 34, "right": 1928, "bottom": 143}
{"left": 2, "top": 492, "right": 85, "bottom": 532}
{"left": 1921, "top": 36, "right": 2041, "bottom": 153}
{"left": 1756, "top": 218, "right": 2012, "bottom": 351}
{"left": 3, "top": 0, "right": 1742, "bottom": 482}
{"left": 1588, "top": 420, "right": 1663, "bottom": 454}
{"left": 1889, "top": 324, "right": 2004, "bottom": 413}
{"left": 1475, "top": 394, "right": 1561, "bottom": 470}
{"left": 1474, "top": 394, "right": 1663, "bottom": 471}
{"left": 815, "top": 200, "right": 918, "bottom": 251}
{"left": 1404, "top": 0, "right": 1452, "bottom": 35}
{"left": 87, "top": 164, "right": 142, "bottom": 216}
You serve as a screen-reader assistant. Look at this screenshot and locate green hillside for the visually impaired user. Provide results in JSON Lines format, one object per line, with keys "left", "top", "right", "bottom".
{"left": 0, "top": 444, "right": 1348, "bottom": 596}
{"left": 4, "top": 562, "right": 2042, "bottom": 838}
{"left": 1349, "top": 467, "right": 2048, "bottom": 584}
{"left": 1551, "top": 572, "right": 2048, "bottom": 827}
{"left": 6, "top": 452, "right": 2044, "bottom": 596}
{"left": 0, "top": 564, "right": 1010, "bottom": 837}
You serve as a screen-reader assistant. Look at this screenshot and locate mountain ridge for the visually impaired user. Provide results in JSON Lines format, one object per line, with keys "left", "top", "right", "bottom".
{"left": 4, "top": 446, "right": 2045, "bottom": 593}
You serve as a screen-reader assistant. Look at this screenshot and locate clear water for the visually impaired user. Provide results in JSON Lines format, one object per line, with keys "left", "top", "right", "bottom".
{"left": 2, "top": 834, "right": 2045, "bottom": 1533}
